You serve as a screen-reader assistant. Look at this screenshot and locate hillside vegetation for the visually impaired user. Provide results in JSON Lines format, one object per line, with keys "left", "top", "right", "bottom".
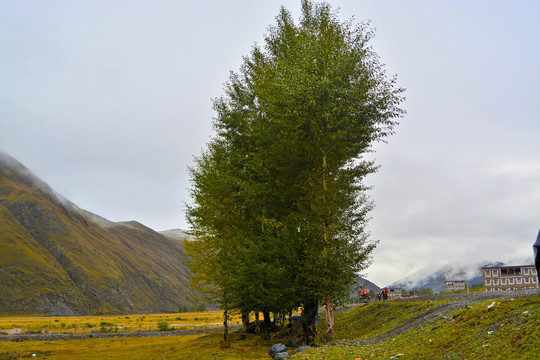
{"left": 1, "top": 294, "right": 537, "bottom": 359}
{"left": 294, "top": 293, "right": 539, "bottom": 359}
{"left": 0, "top": 153, "right": 197, "bottom": 315}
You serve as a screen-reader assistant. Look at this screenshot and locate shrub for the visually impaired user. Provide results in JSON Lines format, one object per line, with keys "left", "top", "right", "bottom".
{"left": 157, "top": 320, "right": 169, "bottom": 331}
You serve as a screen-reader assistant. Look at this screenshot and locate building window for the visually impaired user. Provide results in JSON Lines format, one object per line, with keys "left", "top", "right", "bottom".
{"left": 516, "top": 278, "right": 522, "bottom": 284}
{"left": 484, "top": 271, "right": 491, "bottom": 277}
{"left": 501, "top": 279, "right": 507, "bottom": 285}
{"left": 493, "top": 280, "right": 499, "bottom": 285}
{"left": 485, "top": 279, "right": 491, "bottom": 286}
{"left": 532, "top": 277, "right": 537, "bottom": 283}
{"left": 492, "top": 270, "right": 499, "bottom": 277}
{"left": 508, "top": 278, "right": 514, "bottom": 285}
{"left": 523, "top": 269, "right": 529, "bottom": 275}
{"left": 525, "top": 278, "right": 530, "bottom": 284}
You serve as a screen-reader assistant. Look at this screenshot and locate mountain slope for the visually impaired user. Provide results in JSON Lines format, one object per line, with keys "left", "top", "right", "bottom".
{"left": 0, "top": 152, "right": 197, "bottom": 315}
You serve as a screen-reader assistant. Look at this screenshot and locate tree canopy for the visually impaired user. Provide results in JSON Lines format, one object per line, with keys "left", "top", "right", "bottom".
{"left": 185, "top": 0, "right": 404, "bottom": 342}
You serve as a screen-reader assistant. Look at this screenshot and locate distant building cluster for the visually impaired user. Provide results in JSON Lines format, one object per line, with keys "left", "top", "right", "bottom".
{"left": 444, "top": 280, "right": 466, "bottom": 293}
{"left": 482, "top": 265, "right": 538, "bottom": 291}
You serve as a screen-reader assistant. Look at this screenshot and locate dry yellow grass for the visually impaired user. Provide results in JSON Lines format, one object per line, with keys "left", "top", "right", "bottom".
{"left": 0, "top": 332, "right": 270, "bottom": 360}
{"left": 0, "top": 311, "right": 244, "bottom": 334}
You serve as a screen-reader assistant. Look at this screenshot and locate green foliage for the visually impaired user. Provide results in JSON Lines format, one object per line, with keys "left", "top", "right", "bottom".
{"left": 156, "top": 319, "right": 169, "bottom": 331}
{"left": 186, "top": 0, "right": 404, "bottom": 340}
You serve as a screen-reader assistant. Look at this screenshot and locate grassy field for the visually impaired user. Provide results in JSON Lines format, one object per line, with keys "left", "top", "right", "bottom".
{"left": 1, "top": 296, "right": 539, "bottom": 359}
{"left": 0, "top": 311, "right": 243, "bottom": 334}
{"left": 0, "top": 332, "right": 271, "bottom": 360}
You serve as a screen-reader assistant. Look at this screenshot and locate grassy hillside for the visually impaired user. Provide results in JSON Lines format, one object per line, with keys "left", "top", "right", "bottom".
{"left": 294, "top": 295, "right": 540, "bottom": 359}
{"left": 0, "top": 154, "right": 198, "bottom": 315}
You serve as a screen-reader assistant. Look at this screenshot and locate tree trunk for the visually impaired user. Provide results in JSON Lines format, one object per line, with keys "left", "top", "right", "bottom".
{"left": 288, "top": 310, "right": 293, "bottom": 333}
{"left": 241, "top": 312, "right": 249, "bottom": 339}
{"left": 254, "top": 312, "right": 260, "bottom": 334}
{"left": 325, "top": 297, "right": 334, "bottom": 333}
{"left": 322, "top": 153, "right": 334, "bottom": 333}
{"left": 223, "top": 309, "right": 229, "bottom": 341}
{"left": 263, "top": 309, "right": 271, "bottom": 331}
{"left": 301, "top": 298, "right": 318, "bottom": 344}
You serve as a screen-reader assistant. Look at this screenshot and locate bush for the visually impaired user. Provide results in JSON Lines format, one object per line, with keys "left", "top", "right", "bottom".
{"left": 157, "top": 320, "right": 169, "bottom": 331}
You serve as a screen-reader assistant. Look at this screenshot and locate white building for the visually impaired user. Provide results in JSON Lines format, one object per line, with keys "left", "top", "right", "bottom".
{"left": 445, "top": 280, "right": 466, "bottom": 293}
{"left": 482, "top": 265, "right": 538, "bottom": 291}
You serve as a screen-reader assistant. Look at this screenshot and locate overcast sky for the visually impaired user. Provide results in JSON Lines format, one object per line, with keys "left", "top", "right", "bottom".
{"left": 1, "top": 0, "right": 539, "bottom": 286}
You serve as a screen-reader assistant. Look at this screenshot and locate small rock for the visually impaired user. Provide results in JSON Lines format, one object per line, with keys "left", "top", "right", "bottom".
{"left": 487, "top": 331, "right": 493, "bottom": 335}
{"left": 269, "top": 343, "right": 287, "bottom": 358}
{"left": 292, "top": 346, "right": 312, "bottom": 355}
{"left": 274, "top": 352, "right": 289, "bottom": 360}
{"left": 431, "top": 325, "right": 441, "bottom": 331}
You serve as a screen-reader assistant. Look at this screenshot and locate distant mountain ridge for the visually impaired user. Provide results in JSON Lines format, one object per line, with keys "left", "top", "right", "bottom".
{"left": 0, "top": 152, "right": 197, "bottom": 315}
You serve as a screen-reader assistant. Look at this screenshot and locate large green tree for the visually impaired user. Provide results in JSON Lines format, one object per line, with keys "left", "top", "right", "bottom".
{"left": 186, "top": 0, "right": 404, "bottom": 343}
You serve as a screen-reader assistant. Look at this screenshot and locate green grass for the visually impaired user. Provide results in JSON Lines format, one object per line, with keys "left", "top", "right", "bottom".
{"left": 322, "top": 300, "right": 450, "bottom": 342}
{"left": 293, "top": 297, "right": 540, "bottom": 359}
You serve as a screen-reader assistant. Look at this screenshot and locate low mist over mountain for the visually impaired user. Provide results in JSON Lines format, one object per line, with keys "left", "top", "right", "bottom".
{"left": 0, "top": 152, "right": 197, "bottom": 315}
{"left": 391, "top": 259, "right": 534, "bottom": 292}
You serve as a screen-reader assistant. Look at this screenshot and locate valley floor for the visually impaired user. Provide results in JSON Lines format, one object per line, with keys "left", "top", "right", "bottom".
{"left": 1, "top": 289, "right": 539, "bottom": 359}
